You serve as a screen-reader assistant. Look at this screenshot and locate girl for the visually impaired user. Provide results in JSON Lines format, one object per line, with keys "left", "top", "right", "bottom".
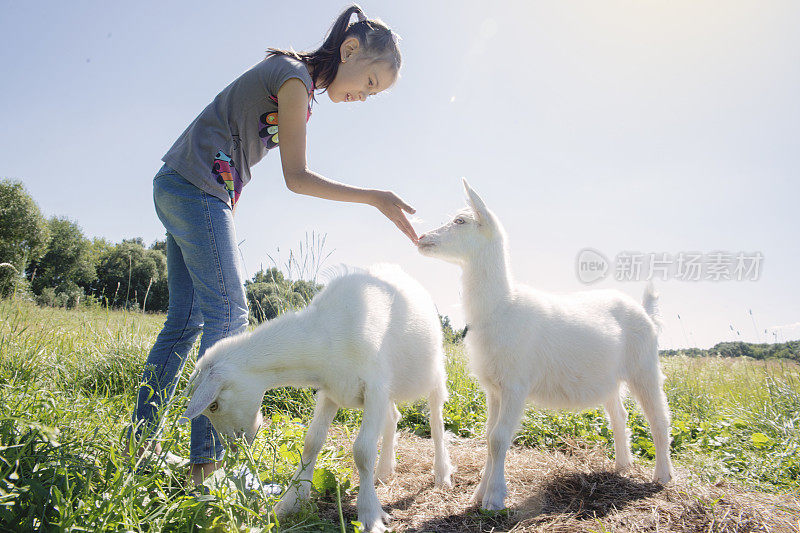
{"left": 129, "top": 5, "right": 414, "bottom": 487}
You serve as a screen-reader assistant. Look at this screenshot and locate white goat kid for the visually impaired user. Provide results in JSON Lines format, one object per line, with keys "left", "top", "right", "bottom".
{"left": 417, "top": 179, "right": 673, "bottom": 511}
{"left": 183, "top": 265, "right": 453, "bottom": 533}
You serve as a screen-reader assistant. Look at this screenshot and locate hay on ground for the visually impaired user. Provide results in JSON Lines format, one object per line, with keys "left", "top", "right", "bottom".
{"left": 314, "top": 431, "right": 800, "bottom": 532}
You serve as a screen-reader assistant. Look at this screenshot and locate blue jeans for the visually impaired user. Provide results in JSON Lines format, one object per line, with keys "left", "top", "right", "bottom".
{"left": 131, "top": 164, "right": 249, "bottom": 463}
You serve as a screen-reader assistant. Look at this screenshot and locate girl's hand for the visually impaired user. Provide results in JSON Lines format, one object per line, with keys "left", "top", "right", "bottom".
{"left": 370, "top": 190, "right": 419, "bottom": 244}
{"left": 275, "top": 79, "right": 418, "bottom": 243}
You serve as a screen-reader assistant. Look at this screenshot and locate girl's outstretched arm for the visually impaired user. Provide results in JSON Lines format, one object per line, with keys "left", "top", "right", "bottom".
{"left": 276, "top": 78, "right": 418, "bottom": 243}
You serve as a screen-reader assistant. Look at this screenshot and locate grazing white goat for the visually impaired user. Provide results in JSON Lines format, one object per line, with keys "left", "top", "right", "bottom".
{"left": 182, "top": 265, "right": 452, "bottom": 533}
{"left": 417, "top": 179, "right": 673, "bottom": 511}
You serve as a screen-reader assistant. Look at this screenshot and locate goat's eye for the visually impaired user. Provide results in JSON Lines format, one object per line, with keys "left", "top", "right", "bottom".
{"left": 209, "top": 401, "right": 218, "bottom": 413}
{"left": 454, "top": 218, "right": 465, "bottom": 225}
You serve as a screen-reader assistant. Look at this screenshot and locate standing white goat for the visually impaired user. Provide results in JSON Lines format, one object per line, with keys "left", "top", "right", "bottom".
{"left": 417, "top": 179, "right": 673, "bottom": 511}
{"left": 183, "top": 265, "right": 453, "bottom": 533}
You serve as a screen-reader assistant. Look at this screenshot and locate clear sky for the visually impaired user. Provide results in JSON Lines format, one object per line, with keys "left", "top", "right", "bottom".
{"left": 3, "top": 1, "right": 798, "bottom": 348}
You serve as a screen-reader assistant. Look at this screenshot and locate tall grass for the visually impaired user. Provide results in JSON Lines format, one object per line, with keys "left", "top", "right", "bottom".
{"left": 663, "top": 356, "right": 800, "bottom": 488}
{"left": 0, "top": 299, "right": 158, "bottom": 395}
{"left": 0, "top": 300, "right": 358, "bottom": 531}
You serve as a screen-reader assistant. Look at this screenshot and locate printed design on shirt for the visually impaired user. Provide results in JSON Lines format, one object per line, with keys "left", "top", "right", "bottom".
{"left": 211, "top": 150, "right": 243, "bottom": 209}
{"left": 259, "top": 111, "right": 280, "bottom": 150}
{"left": 258, "top": 86, "right": 314, "bottom": 150}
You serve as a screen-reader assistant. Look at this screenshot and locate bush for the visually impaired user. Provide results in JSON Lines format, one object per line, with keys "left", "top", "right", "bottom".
{"left": 28, "top": 217, "right": 96, "bottom": 297}
{"left": 35, "top": 287, "right": 56, "bottom": 307}
{"left": 245, "top": 268, "right": 321, "bottom": 323}
{"left": 94, "top": 241, "right": 167, "bottom": 312}
{"left": 0, "top": 180, "right": 49, "bottom": 297}
{"left": 35, "top": 283, "right": 84, "bottom": 309}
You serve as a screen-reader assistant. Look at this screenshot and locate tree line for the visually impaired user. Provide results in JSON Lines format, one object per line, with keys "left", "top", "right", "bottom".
{"left": 660, "top": 340, "right": 800, "bottom": 362}
{"left": 0, "top": 179, "right": 325, "bottom": 320}
{"left": 2, "top": 180, "right": 469, "bottom": 334}
{"left": 1, "top": 179, "right": 169, "bottom": 311}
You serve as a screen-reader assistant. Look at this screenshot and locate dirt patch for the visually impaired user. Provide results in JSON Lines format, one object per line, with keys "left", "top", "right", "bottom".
{"left": 316, "top": 432, "right": 800, "bottom": 532}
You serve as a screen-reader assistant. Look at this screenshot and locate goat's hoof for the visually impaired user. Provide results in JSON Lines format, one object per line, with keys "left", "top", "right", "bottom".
{"left": 272, "top": 502, "right": 288, "bottom": 519}
{"left": 481, "top": 499, "right": 506, "bottom": 511}
{"left": 652, "top": 468, "right": 673, "bottom": 485}
{"left": 481, "top": 488, "right": 507, "bottom": 511}
{"left": 471, "top": 485, "right": 486, "bottom": 505}
{"left": 273, "top": 494, "right": 302, "bottom": 518}
{"left": 375, "top": 465, "right": 394, "bottom": 484}
{"left": 615, "top": 456, "right": 634, "bottom": 473}
{"left": 435, "top": 470, "right": 453, "bottom": 488}
{"left": 358, "top": 509, "right": 390, "bottom": 533}
{"left": 436, "top": 476, "right": 453, "bottom": 489}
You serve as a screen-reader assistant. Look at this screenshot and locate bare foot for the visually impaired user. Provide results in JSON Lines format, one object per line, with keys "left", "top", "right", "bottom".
{"left": 190, "top": 462, "right": 220, "bottom": 486}
{"left": 123, "top": 440, "right": 162, "bottom": 461}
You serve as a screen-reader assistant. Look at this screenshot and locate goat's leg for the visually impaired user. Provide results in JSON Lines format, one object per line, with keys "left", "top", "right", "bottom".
{"left": 274, "top": 392, "right": 338, "bottom": 518}
{"left": 375, "top": 403, "right": 400, "bottom": 483}
{"left": 629, "top": 374, "right": 674, "bottom": 484}
{"left": 604, "top": 388, "right": 633, "bottom": 472}
{"left": 472, "top": 386, "right": 500, "bottom": 504}
{"left": 429, "top": 380, "right": 453, "bottom": 487}
{"left": 354, "top": 388, "right": 391, "bottom": 533}
{"left": 482, "top": 387, "right": 526, "bottom": 511}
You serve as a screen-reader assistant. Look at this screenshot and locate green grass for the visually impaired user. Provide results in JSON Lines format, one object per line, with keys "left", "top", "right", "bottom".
{"left": 0, "top": 300, "right": 347, "bottom": 531}
{"left": 1, "top": 299, "right": 799, "bottom": 531}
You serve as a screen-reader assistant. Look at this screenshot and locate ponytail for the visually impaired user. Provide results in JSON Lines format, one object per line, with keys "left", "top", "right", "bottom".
{"left": 268, "top": 4, "right": 401, "bottom": 91}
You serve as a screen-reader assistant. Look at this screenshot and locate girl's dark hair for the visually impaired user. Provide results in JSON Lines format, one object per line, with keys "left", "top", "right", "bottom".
{"left": 267, "top": 5, "right": 401, "bottom": 91}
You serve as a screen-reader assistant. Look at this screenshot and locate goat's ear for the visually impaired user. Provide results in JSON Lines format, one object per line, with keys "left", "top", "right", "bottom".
{"left": 183, "top": 368, "right": 199, "bottom": 398}
{"left": 183, "top": 373, "right": 222, "bottom": 421}
{"left": 462, "top": 178, "right": 491, "bottom": 223}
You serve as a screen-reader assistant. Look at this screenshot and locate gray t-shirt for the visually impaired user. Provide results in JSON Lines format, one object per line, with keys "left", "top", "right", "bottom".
{"left": 163, "top": 55, "right": 313, "bottom": 209}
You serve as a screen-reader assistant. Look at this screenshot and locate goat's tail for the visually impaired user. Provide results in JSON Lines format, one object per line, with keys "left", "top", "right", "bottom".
{"left": 642, "top": 281, "right": 663, "bottom": 335}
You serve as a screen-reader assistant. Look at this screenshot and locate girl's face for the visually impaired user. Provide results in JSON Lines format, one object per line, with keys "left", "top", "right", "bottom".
{"left": 327, "top": 37, "right": 398, "bottom": 103}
